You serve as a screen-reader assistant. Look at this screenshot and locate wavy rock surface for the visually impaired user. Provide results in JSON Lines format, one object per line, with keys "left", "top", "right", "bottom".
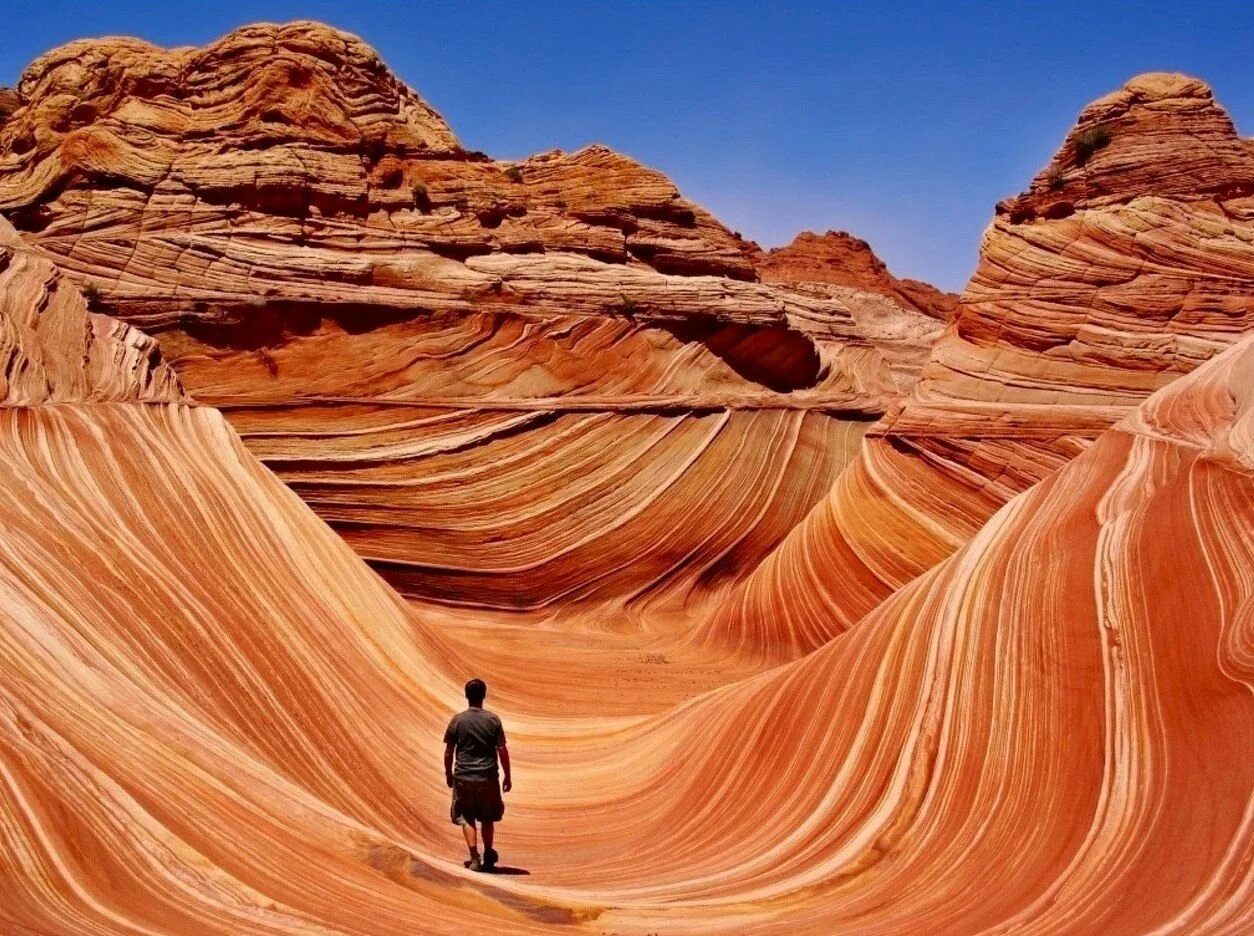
{"left": 0, "top": 219, "right": 182, "bottom": 403}
{"left": 754, "top": 230, "right": 958, "bottom": 389}
{"left": 1, "top": 195, "right": 1250, "bottom": 931}
{"left": 0, "top": 210, "right": 596, "bottom": 934}
{"left": 701, "top": 72, "right": 1254, "bottom": 660}
{"left": 550, "top": 334, "right": 1254, "bottom": 934}
{"left": 0, "top": 22, "right": 956, "bottom": 613}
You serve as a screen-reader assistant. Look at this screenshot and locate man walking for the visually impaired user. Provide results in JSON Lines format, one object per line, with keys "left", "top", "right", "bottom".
{"left": 443, "top": 678, "right": 511, "bottom": 872}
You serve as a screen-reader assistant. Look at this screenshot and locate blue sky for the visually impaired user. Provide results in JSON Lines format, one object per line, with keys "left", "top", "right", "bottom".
{"left": 2, "top": 1, "right": 1251, "bottom": 291}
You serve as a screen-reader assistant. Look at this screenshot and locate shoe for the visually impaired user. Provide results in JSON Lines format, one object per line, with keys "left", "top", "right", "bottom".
{"left": 483, "top": 848, "right": 498, "bottom": 871}
{"left": 466, "top": 854, "right": 482, "bottom": 872}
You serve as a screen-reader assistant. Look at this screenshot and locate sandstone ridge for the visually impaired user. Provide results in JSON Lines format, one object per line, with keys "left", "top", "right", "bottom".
{"left": 0, "top": 21, "right": 953, "bottom": 610}
{"left": 699, "top": 71, "right": 1254, "bottom": 659}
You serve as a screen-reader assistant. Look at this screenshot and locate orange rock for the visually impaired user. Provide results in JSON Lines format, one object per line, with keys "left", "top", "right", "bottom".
{"left": 700, "top": 72, "right": 1254, "bottom": 660}
{"left": 0, "top": 21, "right": 954, "bottom": 612}
{"left": 0, "top": 25, "right": 1251, "bottom": 936}
{"left": 753, "top": 229, "right": 959, "bottom": 390}
{"left": 0, "top": 217, "right": 183, "bottom": 403}
{"left": 0, "top": 202, "right": 1249, "bottom": 932}
{"left": 756, "top": 228, "right": 959, "bottom": 323}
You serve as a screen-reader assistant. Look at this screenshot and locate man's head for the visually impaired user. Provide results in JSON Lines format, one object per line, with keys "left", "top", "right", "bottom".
{"left": 464, "top": 678, "right": 487, "bottom": 706}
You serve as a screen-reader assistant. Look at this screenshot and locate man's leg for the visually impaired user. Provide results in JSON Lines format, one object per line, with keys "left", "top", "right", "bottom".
{"left": 481, "top": 821, "right": 494, "bottom": 854}
{"left": 461, "top": 819, "right": 478, "bottom": 853}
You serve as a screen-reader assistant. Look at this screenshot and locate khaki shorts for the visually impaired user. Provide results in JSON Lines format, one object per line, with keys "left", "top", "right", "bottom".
{"left": 450, "top": 777, "right": 504, "bottom": 826}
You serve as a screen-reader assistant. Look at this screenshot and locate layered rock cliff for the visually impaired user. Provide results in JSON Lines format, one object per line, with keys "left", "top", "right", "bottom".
{"left": 1, "top": 184, "right": 1249, "bottom": 932}
{"left": 0, "top": 22, "right": 953, "bottom": 612}
{"left": 700, "top": 71, "right": 1254, "bottom": 660}
{"left": 752, "top": 229, "right": 959, "bottom": 390}
{"left": 0, "top": 219, "right": 182, "bottom": 403}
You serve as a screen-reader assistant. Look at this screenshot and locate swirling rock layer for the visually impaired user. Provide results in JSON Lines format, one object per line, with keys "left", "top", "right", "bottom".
{"left": 0, "top": 21, "right": 952, "bottom": 611}
{"left": 0, "top": 24, "right": 1251, "bottom": 935}
{"left": 0, "top": 218, "right": 182, "bottom": 404}
{"left": 0, "top": 228, "right": 1250, "bottom": 933}
{"left": 702, "top": 72, "right": 1254, "bottom": 660}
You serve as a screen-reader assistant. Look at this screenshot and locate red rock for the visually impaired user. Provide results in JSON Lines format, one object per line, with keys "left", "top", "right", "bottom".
{"left": 0, "top": 216, "right": 182, "bottom": 403}
{"left": 0, "top": 193, "right": 1249, "bottom": 932}
{"left": 753, "top": 229, "right": 959, "bottom": 390}
{"left": 700, "top": 72, "right": 1254, "bottom": 660}
{"left": 0, "top": 21, "right": 953, "bottom": 612}
{"left": 0, "top": 21, "right": 1251, "bottom": 936}
{"left": 756, "top": 229, "right": 959, "bottom": 322}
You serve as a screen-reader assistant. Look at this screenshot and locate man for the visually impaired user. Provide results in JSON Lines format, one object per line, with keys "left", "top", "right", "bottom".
{"left": 443, "top": 678, "right": 512, "bottom": 872}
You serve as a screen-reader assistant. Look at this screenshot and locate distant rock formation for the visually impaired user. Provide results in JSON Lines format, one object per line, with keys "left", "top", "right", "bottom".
{"left": 0, "top": 21, "right": 951, "bottom": 611}
{"left": 753, "top": 230, "right": 959, "bottom": 389}
{"left": 700, "top": 72, "right": 1254, "bottom": 660}
{"left": 756, "top": 229, "right": 958, "bottom": 321}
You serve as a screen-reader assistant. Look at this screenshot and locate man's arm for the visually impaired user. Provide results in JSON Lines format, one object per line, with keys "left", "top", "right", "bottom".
{"left": 498, "top": 740, "right": 512, "bottom": 793}
{"left": 443, "top": 742, "right": 455, "bottom": 787}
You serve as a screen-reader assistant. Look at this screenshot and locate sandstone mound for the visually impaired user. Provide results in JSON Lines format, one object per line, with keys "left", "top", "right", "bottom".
{"left": 750, "top": 230, "right": 959, "bottom": 391}
{"left": 700, "top": 71, "right": 1254, "bottom": 660}
{"left": 0, "top": 22, "right": 955, "bottom": 613}
{"left": 1, "top": 26, "right": 1251, "bottom": 935}
{"left": 757, "top": 231, "right": 958, "bottom": 320}
{"left": 0, "top": 193, "right": 1249, "bottom": 930}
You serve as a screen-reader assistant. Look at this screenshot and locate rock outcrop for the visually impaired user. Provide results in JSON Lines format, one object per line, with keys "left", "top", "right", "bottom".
{"left": 756, "top": 229, "right": 958, "bottom": 322}
{"left": 752, "top": 230, "right": 959, "bottom": 390}
{"left": 1, "top": 179, "right": 1249, "bottom": 931}
{"left": 0, "top": 21, "right": 959, "bottom": 612}
{"left": 699, "top": 72, "right": 1254, "bottom": 660}
{"left": 0, "top": 218, "right": 182, "bottom": 403}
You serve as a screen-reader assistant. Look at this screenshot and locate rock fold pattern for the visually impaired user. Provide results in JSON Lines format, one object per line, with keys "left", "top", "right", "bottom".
{"left": 0, "top": 26, "right": 1251, "bottom": 936}
{"left": 0, "top": 22, "right": 948, "bottom": 612}
{"left": 701, "top": 71, "right": 1254, "bottom": 660}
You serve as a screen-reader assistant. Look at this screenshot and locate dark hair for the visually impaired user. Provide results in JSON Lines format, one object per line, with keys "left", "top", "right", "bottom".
{"left": 464, "top": 678, "right": 487, "bottom": 705}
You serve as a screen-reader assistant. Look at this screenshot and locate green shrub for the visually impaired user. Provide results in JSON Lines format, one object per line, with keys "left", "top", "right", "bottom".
{"left": 1073, "top": 125, "right": 1111, "bottom": 166}
{"left": 1044, "top": 166, "right": 1066, "bottom": 190}
{"left": 503, "top": 165, "right": 524, "bottom": 183}
{"left": 412, "top": 182, "right": 431, "bottom": 212}
{"left": 80, "top": 281, "right": 101, "bottom": 305}
{"left": 615, "top": 295, "right": 641, "bottom": 317}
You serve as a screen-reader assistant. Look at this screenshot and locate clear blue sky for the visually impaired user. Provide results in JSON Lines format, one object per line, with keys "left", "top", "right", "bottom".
{"left": 2, "top": 1, "right": 1251, "bottom": 291}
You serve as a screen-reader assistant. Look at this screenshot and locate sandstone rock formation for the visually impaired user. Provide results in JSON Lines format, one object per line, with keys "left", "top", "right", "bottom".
{"left": 1, "top": 23, "right": 1251, "bottom": 935}
{"left": 0, "top": 223, "right": 561, "bottom": 933}
{"left": 0, "top": 21, "right": 959, "bottom": 613}
{"left": 0, "top": 220, "right": 182, "bottom": 403}
{"left": 756, "top": 230, "right": 958, "bottom": 322}
{"left": 699, "top": 71, "right": 1254, "bottom": 660}
{"left": 750, "top": 230, "right": 958, "bottom": 391}
{"left": 0, "top": 195, "right": 1249, "bottom": 931}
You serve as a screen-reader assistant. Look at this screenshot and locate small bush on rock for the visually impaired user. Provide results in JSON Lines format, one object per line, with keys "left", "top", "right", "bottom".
{"left": 412, "top": 182, "right": 431, "bottom": 212}
{"left": 615, "top": 295, "right": 641, "bottom": 317}
{"left": 1073, "top": 125, "right": 1111, "bottom": 166}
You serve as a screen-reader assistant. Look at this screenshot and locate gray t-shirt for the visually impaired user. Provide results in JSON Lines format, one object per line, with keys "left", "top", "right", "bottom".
{"left": 443, "top": 707, "right": 506, "bottom": 780}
